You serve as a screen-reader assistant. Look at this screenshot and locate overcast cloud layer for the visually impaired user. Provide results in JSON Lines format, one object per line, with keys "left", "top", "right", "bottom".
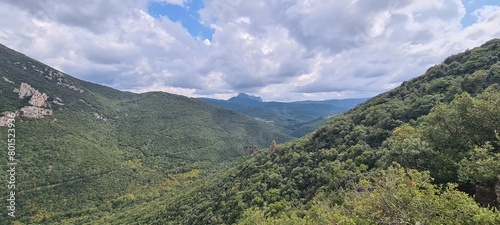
{"left": 0, "top": 0, "right": 499, "bottom": 101}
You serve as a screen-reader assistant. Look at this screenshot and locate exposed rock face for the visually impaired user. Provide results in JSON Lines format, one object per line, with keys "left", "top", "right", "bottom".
{"left": 19, "top": 106, "right": 53, "bottom": 118}
{"left": 269, "top": 140, "right": 277, "bottom": 154}
{"left": 94, "top": 112, "right": 107, "bottom": 121}
{"left": 44, "top": 68, "right": 64, "bottom": 80}
{"left": 52, "top": 97, "right": 64, "bottom": 105}
{"left": 18, "top": 82, "right": 36, "bottom": 99}
{"left": 0, "top": 111, "right": 17, "bottom": 126}
{"left": 16, "top": 82, "right": 50, "bottom": 107}
{"left": 0, "top": 81, "right": 54, "bottom": 124}
{"left": 56, "top": 77, "right": 84, "bottom": 93}
{"left": 0, "top": 116, "right": 8, "bottom": 126}
{"left": 29, "top": 90, "right": 48, "bottom": 107}
{"left": 244, "top": 145, "right": 259, "bottom": 155}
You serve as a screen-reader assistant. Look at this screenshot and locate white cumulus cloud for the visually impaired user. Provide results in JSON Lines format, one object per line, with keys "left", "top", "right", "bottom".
{"left": 0, "top": 0, "right": 499, "bottom": 101}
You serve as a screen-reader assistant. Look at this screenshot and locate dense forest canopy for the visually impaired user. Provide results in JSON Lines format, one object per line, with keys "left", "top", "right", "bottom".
{"left": 96, "top": 38, "right": 500, "bottom": 225}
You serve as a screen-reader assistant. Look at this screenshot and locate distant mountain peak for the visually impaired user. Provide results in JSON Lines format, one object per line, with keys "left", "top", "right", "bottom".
{"left": 231, "top": 93, "right": 263, "bottom": 102}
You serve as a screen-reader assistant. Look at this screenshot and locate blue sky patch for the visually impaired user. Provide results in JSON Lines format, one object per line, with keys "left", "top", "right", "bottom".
{"left": 461, "top": 0, "right": 499, "bottom": 27}
{"left": 148, "top": 1, "right": 214, "bottom": 40}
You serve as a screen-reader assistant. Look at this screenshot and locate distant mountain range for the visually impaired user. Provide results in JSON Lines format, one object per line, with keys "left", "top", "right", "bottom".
{"left": 199, "top": 93, "right": 368, "bottom": 137}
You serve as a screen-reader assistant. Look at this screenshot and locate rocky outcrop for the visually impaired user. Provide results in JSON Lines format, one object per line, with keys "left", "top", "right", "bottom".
{"left": 0, "top": 111, "right": 17, "bottom": 126}
{"left": 94, "top": 112, "right": 107, "bottom": 121}
{"left": 0, "top": 116, "right": 9, "bottom": 127}
{"left": 16, "top": 82, "right": 50, "bottom": 107}
{"left": 29, "top": 90, "right": 48, "bottom": 107}
{"left": 244, "top": 145, "right": 259, "bottom": 155}
{"left": 56, "top": 77, "right": 84, "bottom": 93}
{"left": 0, "top": 106, "right": 53, "bottom": 125}
{"left": 269, "top": 140, "right": 277, "bottom": 154}
{"left": 18, "top": 82, "right": 36, "bottom": 99}
{"left": 19, "top": 106, "right": 53, "bottom": 118}
{"left": 44, "top": 68, "right": 64, "bottom": 80}
{"left": 0, "top": 82, "right": 55, "bottom": 124}
{"left": 52, "top": 97, "right": 64, "bottom": 105}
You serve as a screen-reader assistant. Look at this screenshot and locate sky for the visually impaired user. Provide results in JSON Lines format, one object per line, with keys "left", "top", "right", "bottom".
{"left": 0, "top": 0, "right": 499, "bottom": 102}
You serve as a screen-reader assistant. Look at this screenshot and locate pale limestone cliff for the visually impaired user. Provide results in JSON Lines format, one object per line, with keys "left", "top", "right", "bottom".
{"left": 0, "top": 116, "right": 8, "bottom": 127}
{"left": 19, "top": 106, "right": 53, "bottom": 118}
{"left": 2, "top": 82, "right": 57, "bottom": 124}
{"left": 18, "top": 82, "right": 36, "bottom": 99}
{"left": 29, "top": 90, "right": 48, "bottom": 107}
{"left": 0, "top": 111, "right": 17, "bottom": 126}
{"left": 16, "top": 82, "right": 50, "bottom": 107}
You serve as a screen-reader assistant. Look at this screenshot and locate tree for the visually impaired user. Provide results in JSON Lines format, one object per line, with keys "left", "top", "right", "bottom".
{"left": 459, "top": 142, "right": 500, "bottom": 207}
{"left": 378, "top": 124, "right": 435, "bottom": 170}
{"left": 423, "top": 90, "right": 500, "bottom": 183}
{"left": 341, "top": 165, "right": 500, "bottom": 224}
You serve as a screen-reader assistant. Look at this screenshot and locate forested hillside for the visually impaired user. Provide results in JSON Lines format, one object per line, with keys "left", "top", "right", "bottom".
{"left": 95, "top": 39, "right": 500, "bottom": 224}
{"left": 0, "top": 43, "right": 292, "bottom": 224}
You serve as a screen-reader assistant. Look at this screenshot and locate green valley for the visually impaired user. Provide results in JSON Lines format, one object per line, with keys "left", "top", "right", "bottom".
{"left": 90, "top": 39, "right": 500, "bottom": 224}
{"left": 1, "top": 38, "right": 500, "bottom": 224}
{"left": 0, "top": 43, "right": 292, "bottom": 224}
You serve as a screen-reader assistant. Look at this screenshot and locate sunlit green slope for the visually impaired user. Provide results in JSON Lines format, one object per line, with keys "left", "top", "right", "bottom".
{"left": 0, "top": 43, "right": 292, "bottom": 224}
{"left": 96, "top": 39, "right": 500, "bottom": 225}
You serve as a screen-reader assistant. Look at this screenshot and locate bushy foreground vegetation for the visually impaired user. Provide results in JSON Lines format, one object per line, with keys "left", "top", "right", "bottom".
{"left": 239, "top": 165, "right": 499, "bottom": 225}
